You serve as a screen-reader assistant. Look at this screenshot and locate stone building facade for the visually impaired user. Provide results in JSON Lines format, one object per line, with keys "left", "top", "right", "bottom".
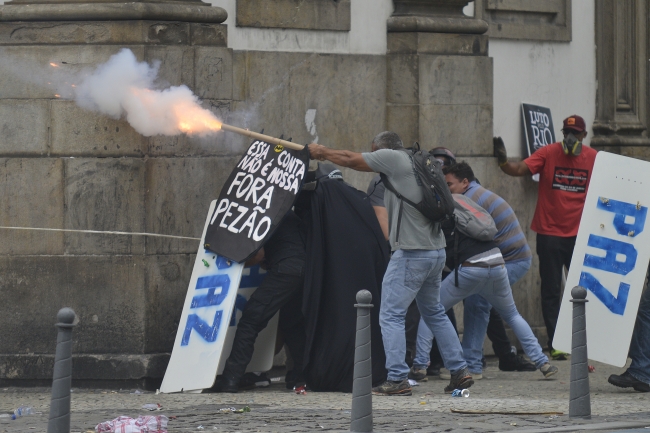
{"left": 0, "top": 0, "right": 647, "bottom": 387}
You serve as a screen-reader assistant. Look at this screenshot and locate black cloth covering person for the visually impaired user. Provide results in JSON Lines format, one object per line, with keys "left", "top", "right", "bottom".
{"left": 296, "top": 170, "right": 389, "bottom": 392}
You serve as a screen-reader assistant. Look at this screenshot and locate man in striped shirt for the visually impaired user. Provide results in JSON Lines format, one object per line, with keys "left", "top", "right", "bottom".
{"left": 412, "top": 162, "right": 537, "bottom": 378}
{"left": 449, "top": 162, "right": 535, "bottom": 374}
{"left": 411, "top": 163, "right": 558, "bottom": 380}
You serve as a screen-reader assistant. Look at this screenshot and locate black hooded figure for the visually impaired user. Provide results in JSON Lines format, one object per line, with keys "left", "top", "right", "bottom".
{"left": 294, "top": 164, "right": 389, "bottom": 392}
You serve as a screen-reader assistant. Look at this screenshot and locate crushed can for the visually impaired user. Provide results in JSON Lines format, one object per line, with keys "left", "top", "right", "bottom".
{"left": 451, "top": 389, "right": 470, "bottom": 398}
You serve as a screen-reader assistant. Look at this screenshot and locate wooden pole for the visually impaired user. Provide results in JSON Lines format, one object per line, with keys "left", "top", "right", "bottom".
{"left": 220, "top": 123, "right": 305, "bottom": 150}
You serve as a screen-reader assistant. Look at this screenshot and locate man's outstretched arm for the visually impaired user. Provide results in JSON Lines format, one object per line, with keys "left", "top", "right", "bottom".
{"left": 494, "top": 137, "right": 532, "bottom": 177}
{"left": 308, "top": 143, "right": 373, "bottom": 172}
{"left": 500, "top": 160, "right": 531, "bottom": 177}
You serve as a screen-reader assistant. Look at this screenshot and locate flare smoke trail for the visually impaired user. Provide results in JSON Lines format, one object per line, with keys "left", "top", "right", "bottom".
{"left": 73, "top": 48, "right": 222, "bottom": 137}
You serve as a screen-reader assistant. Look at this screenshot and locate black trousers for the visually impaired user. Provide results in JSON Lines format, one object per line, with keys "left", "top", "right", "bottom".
{"left": 222, "top": 270, "right": 305, "bottom": 381}
{"left": 405, "top": 300, "right": 421, "bottom": 364}
{"left": 429, "top": 306, "right": 513, "bottom": 364}
{"left": 278, "top": 286, "right": 306, "bottom": 376}
{"left": 487, "top": 308, "right": 513, "bottom": 358}
{"left": 537, "top": 233, "right": 576, "bottom": 349}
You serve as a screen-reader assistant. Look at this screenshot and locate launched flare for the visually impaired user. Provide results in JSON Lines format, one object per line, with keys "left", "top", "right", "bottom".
{"left": 50, "top": 62, "right": 59, "bottom": 67}
{"left": 74, "top": 48, "right": 226, "bottom": 137}
{"left": 71, "top": 47, "right": 302, "bottom": 148}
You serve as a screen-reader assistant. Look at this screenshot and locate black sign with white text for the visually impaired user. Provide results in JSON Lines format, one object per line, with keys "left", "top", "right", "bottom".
{"left": 204, "top": 140, "right": 309, "bottom": 263}
{"left": 522, "top": 103, "right": 556, "bottom": 156}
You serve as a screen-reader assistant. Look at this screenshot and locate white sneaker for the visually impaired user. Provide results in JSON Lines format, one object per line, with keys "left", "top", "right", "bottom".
{"left": 439, "top": 368, "right": 482, "bottom": 380}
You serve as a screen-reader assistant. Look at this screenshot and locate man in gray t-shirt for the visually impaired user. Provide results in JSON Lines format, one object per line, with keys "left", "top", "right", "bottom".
{"left": 308, "top": 131, "right": 473, "bottom": 395}
{"left": 363, "top": 149, "right": 445, "bottom": 251}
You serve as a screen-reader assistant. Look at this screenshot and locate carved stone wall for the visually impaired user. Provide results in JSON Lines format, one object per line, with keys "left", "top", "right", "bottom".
{"left": 592, "top": 0, "right": 649, "bottom": 154}
{"left": 474, "top": 0, "right": 572, "bottom": 42}
{"left": 236, "top": 0, "right": 351, "bottom": 31}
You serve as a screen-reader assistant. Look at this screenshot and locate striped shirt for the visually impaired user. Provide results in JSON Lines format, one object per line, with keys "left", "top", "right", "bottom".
{"left": 464, "top": 181, "right": 532, "bottom": 262}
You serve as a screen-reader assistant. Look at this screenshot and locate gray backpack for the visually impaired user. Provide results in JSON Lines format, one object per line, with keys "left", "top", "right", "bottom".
{"left": 452, "top": 194, "right": 497, "bottom": 241}
{"left": 450, "top": 194, "right": 497, "bottom": 286}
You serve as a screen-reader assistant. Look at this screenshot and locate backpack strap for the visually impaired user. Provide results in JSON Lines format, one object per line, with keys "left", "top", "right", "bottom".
{"left": 454, "top": 227, "right": 459, "bottom": 287}
{"left": 379, "top": 173, "right": 419, "bottom": 210}
{"left": 379, "top": 173, "right": 406, "bottom": 244}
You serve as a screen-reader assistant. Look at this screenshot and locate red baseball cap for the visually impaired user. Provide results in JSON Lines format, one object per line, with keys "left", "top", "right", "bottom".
{"left": 563, "top": 115, "right": 586, "bottom": 133}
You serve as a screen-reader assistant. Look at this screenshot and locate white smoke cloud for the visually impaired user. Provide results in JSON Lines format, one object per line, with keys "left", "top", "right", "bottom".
{"left": 74, "top": 48, "right": 221, "bottom": 137}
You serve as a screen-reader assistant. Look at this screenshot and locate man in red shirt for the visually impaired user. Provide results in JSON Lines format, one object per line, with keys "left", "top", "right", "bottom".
{"left": 494, "top": 115, "right": 597, "bottom": 360}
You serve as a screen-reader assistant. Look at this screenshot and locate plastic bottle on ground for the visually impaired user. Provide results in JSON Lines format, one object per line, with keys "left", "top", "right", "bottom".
{"left": 12, "top": 406, "right": 35, "bottom": 419}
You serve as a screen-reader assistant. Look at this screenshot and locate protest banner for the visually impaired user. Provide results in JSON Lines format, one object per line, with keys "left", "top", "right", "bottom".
{"left": 521, "top": 103, "right": 556, "bottom": 182}
{"left": 553, "top": 152, "right": 650, "bottom": 367}
{"left": 204, "top": 140, "right": 309, "bottom": 263}
{"left": 161, "top": 138, "right": 307, "bottom": 392}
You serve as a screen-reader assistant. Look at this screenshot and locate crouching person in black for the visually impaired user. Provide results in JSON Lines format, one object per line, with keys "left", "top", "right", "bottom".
{"left": 217, "top": 210, "right": 306, "bottom": 393}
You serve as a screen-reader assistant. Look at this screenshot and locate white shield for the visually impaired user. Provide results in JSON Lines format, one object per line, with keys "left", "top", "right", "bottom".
{"left": 553, "top": 152, "right": 650, "bottom": 367}
{"left": 160, "top": 200, "right": 278, "bottom": 393}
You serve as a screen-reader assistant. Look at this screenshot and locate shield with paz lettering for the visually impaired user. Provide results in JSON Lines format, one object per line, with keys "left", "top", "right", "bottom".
{"left": 204, "top": 140, "right": 309, "bottom": 262}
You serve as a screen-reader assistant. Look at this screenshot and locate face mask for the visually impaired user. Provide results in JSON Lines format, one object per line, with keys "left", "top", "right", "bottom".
{"left": 562, "top": 132, "right": 582, "bottom": 156}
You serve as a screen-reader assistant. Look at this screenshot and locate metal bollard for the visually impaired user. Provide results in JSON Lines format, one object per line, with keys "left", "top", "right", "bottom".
{"left": 47, "top": 308, "right": 78, "bottom": 433}
{"left": 350, "top": 290, "right": 374, "bottom": 433}
{"left": 569, "top": 286, "right": 591, "bottom": 419}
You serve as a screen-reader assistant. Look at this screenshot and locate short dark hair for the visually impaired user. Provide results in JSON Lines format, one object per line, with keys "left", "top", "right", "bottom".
{"left": 372, "top": 131, "right": 403, "bottom": 150}
{"left": 443, "top": 162, "right": 475, "bottom": 183}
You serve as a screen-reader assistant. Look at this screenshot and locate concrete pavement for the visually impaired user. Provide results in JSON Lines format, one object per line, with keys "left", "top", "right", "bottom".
{"left": 0, "top": 358, "right": 648, "bottom": 433}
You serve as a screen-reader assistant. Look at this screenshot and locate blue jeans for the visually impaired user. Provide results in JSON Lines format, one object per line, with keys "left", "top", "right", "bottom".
{"left": 462, "top": 258, "right": 532, "bottom": 371}
{"left": 414, "top": 264, "right": 548, "bottom": 371}
{"left": 380, "top": 249, "right": 466, "bottom": 381}
{"left": 628, "top": 286, "right": 650, "bottom": 384}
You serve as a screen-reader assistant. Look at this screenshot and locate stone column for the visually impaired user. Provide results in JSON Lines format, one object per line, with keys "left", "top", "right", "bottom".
{"left": 386, "top": 0, "right": 491, "bottom": 152}
{"left": 592, "top": 0, "right": 649, "bottom": 157}
{"left": 0, "top": 0, "right": 231, "bottom": 387}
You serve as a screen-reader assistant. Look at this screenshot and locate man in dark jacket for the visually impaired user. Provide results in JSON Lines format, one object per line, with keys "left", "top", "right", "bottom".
{"left": 217, "top": 210, "right": 306, "bottom": 393}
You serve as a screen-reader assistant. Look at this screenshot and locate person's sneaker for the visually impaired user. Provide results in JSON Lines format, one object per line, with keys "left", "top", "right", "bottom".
{"left": 550, "top": 349, "right": 569, "bottom": 361}
{"left": 469, "top": 372, "right": 483, "bottom": 380}
{"left": 439, "top": 368, "right": 451, "bottom": 380}
{"left": 240, "top": 372, "right": 271, "bottom": 390}
{"left": 444, "top": 368, "right": 474, "bottom": 393}
{"left": 540, "top": 363, "right": 559, "bottom": 378}
{"left": 372, "top": 379, "right": 412, "bottom": 396}
{"left": 608, "top": 371, "right": 650, "bottom": 392}
{"left": 408, "top": 367, "right": 428, "bottom": 382}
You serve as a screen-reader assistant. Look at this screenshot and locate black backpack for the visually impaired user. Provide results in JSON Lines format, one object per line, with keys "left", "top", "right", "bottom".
{"left": 380, "top": 148, "right": 455, "bottom": 235}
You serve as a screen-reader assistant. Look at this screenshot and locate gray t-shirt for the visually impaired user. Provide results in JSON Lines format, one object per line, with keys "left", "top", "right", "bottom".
{"left": 366, "top": 174, "right": 385, "bottom": 207}
{"left": 362, "top": 150, "right": 445, "bottom": 251}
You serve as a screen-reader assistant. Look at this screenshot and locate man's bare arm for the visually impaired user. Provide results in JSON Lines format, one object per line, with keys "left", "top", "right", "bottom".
{"left": 500, "top": 160, "right": 531, "bottom": 177}
{"left": 372, "top": 206, "right": 389, "bottom": 240}
{"left": 308, "top": 144, "right": 373, "bottom": 172}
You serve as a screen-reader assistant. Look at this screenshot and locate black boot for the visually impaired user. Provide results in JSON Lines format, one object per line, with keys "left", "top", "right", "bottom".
{"left": 608, "top": 371, "right": 650, "bottom": 392}
{"left": 215, "top": 375, "right": 240, "bottom": 393}
{"left": 499, "top": 352, "right": 536, "bottom": 372}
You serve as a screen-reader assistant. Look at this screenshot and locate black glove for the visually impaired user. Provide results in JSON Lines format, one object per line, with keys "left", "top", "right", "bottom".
{"left": 493, "top": 137, "right": 508, "bottom": 166}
